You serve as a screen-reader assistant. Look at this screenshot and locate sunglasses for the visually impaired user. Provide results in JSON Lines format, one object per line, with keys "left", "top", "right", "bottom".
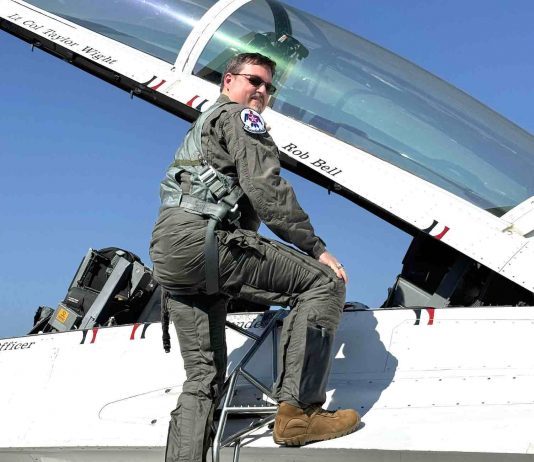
{"left": 232, "top": 73, "right": 277, "bottom": 95}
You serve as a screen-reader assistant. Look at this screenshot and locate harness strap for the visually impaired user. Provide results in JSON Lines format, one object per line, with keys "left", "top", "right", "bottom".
{"left": 198, "top": 166, "right": 229, "bottom": 201}
{"left": 179, "top": 196, "right": 229, "bottom": 221}
{"left": 178, "top": 188, "right": 244, "bottom": 295}
{"left": 161, "top": 289, "right": 171, "bottom": 353}
{"left": 205, "top": 218, "right": 219, "bottom": 295}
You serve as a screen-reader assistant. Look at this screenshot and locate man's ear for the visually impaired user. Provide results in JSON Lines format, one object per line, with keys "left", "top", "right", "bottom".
{"left": 222, "top": 72, "right": 232, "bottom": 91}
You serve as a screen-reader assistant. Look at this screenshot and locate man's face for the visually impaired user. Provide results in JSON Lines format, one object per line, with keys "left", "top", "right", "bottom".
{"left": 222, "top": 63, "right": 273, "bottom": 113}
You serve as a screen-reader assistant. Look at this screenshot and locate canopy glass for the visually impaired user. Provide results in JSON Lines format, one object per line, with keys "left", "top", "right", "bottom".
{"left": 26, "top": 0, "right": 217, "bottom": 63}
{"left": 194, "top": 0, "right": 534, "bottom": 216}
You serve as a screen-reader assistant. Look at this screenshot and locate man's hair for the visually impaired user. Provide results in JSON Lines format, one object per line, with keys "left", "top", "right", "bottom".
{"left": 220, "top": 53, "right": 276, "bottom": 91}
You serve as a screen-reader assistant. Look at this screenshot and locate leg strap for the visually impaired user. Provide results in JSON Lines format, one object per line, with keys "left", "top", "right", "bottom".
{"left": 205, "top": 218, "right": 219, "bottom": 295}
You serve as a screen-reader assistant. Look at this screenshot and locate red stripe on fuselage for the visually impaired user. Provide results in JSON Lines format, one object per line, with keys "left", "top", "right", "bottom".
{"left": 187, "top": 95, "right": 199, "bottom": 106}
{"left": 434, "top": 226, "right": 450, "bottom": 240}
{"left": 426, "top": 308, "right": 435, "bottom": 325}
{"left": 150, "top": 79, "right": 166, "bottom": 91}
{"left": 130, "top": 323, "right": 141, "bottom": 340}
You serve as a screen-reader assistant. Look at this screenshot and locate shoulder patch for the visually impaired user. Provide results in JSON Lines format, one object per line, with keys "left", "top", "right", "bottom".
{"left": 240, "top": 108, "right": 267, "bottom": 134}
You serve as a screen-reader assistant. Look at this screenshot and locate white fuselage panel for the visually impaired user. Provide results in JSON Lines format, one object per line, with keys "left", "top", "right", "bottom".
{"left": 1, "top": 307, "right": 534, "bottom": 460}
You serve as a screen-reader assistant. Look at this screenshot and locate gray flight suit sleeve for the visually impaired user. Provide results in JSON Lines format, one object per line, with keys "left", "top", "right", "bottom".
{"left": 221, "top": 110, "right": 326, "bottom": 259}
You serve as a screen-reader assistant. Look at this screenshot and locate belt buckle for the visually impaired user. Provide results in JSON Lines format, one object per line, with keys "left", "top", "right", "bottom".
{"left": 198, "top": 166, "right": 218, "bottom": 187}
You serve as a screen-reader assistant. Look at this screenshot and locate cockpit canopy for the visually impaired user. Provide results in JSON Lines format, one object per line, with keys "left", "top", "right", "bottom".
{"left": 27, "top": 0, "right": 534, "bottom": 216}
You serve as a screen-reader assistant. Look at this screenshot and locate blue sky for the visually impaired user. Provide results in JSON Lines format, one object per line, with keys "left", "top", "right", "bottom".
{"left": 1, "top": 0, "right": 533, "bottom": 339}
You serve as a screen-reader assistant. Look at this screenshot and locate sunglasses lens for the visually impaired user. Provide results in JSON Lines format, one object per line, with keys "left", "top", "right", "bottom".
{"left": 248, "top": 76, "right": 263, "bottom": 87}
{"left": 239, "top": 74, "right": 276, "bottom": 95}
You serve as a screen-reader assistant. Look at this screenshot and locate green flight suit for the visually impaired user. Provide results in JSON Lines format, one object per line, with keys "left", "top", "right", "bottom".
{"left": 150, "top": 95, "right": 345, "bottom": 462}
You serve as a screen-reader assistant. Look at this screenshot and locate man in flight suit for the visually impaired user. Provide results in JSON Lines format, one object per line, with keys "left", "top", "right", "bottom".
{"left": 150, "top": 53, "right": 359, "bottom": 462}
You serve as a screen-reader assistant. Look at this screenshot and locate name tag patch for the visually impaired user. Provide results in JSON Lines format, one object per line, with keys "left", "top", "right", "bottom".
{"left": 241, "top": 109, "right": 266, "bottom": 134}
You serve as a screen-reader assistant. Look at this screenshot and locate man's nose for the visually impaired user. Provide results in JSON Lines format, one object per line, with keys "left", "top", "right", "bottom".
{"left": 257, "top": 82, "right": 269, "bottom": 94}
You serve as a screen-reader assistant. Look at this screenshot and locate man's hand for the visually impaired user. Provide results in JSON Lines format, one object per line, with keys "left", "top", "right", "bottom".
{"left": 318, "top": 251, "right": 348, "bottom": 284}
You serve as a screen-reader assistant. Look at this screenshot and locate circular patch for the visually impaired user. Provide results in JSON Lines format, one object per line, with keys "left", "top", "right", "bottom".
{"left": 240, "top": 108, "right": 266, "bottom": 134}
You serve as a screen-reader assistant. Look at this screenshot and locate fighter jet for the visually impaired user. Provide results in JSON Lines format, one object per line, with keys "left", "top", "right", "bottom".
{"left": 1, "top": 1, "right": 533, "bottom": 461}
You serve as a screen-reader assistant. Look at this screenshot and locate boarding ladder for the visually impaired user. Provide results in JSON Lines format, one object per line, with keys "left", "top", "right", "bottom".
{"left": 212, "top": 309, "right": 286, "bottom": 462}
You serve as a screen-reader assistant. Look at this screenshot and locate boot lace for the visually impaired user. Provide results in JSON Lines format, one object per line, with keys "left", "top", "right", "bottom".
{"left": 306, "top": 405, "right": 336, "bottom": 417}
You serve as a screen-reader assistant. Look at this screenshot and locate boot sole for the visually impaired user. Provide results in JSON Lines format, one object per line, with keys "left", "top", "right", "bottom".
{"left": 273, "top": 422, "right": 360, "bottom": 447}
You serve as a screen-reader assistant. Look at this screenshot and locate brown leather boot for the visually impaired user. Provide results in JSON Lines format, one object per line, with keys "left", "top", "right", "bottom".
{"left": 273, "top": 402, "right": 360, "bottom": 446}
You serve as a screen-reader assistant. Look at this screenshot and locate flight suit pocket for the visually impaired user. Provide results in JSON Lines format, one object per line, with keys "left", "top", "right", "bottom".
{"left": 217, "top": 229, "right": 265, "bottom": 259}
{"left": 298, "top": 323, "right": 334, "bottom": 405}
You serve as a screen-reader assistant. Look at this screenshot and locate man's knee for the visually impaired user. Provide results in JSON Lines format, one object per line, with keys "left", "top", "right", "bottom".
{"left": 310, "top": 273, "right": 345, "bottom": 325}
{"left": 316, "top": 271, "right": 346, "bottom": 307}
{"left": 330, "top": 275, "right": 346, "bottom": 304}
